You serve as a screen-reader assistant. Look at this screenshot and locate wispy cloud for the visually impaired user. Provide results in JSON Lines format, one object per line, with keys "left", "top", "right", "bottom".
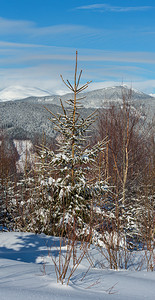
{"left": 76, "top": 4, "right": 153, "bottom": 13}
{"left": 0, "top": 17, "right": 99, "bottom": 38}
{"left": 0, "top": 17, "right": 34, "bottom": 35}
{"left": 0, "top": 43, "right": 155, "bottom": 93}
{"left": 0, "top": 41, "right": 48, "bottom": 48}
{"left": 0, "top": 64, "right": 154, "bottom": 95}
{"left": 78, "top": 50, "right": 155, "bottom": 64}
{"left": 1, "top": 16, "right": 154, "bottom": 54}
{"left": 1, "top": 43, "right": 155, "bottom": 66}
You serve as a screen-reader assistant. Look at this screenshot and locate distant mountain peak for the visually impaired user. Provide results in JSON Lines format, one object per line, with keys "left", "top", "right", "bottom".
{"left": 0, "top": 85, "right": 51, "bottom": 101}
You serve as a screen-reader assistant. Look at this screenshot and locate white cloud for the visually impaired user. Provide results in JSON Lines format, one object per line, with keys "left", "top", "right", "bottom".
{"left": 0, "top": 17, "right": 34, "bottom": 35}
{"left": 0, "top": 62, "right": 155, "bottom": 95}
{"left": 78, "top": 49, "right": 155, "bottom": 64}
{"left": 1, "top": 42, "right": 155, "bottom": 66}
{"left": 33, "top": 24, "right": 95, "bottom": 36}
{"left": 0, "top": 41, "right": 47, "bottom": 48}
{"left": 76, "top": 4, "right": 153, "bottom": 12}
{"left": 0, "top": 17, "right": 100, "bottom": 39}
{"left": 0, "top": 42, "right": 155, "bottom": 94}
{"left": 0, "top": 64, "right": 70, "bottom": 94}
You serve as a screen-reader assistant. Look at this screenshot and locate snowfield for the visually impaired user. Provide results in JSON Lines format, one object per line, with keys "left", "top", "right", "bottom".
{"left": 0, "top": 231, "right": 154, "bottom": 300}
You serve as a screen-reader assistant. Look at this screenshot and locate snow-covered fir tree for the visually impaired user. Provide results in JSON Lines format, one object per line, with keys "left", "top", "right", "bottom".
{"left": 13, "top": 51, "right": 108, "bottom": 237}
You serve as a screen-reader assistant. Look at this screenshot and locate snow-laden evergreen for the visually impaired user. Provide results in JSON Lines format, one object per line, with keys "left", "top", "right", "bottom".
{"left": 8, "top": 52, "right": 108, "bottom": 237}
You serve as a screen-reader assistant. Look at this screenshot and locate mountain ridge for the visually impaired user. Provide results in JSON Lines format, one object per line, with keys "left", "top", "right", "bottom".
{"left": 0, "top": 84, "right": 154, "bottom": 104}
{"left": 0, "top": 85, "right": 154, "bottom": 142}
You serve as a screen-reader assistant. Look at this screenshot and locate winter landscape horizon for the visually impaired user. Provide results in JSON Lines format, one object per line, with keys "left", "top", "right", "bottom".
{"left": 0, "top": 84, "right": 155, "bottom": 102}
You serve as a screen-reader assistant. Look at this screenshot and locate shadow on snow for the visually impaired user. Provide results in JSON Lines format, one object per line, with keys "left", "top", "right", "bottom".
{"left": 0, "top": 232, "right": 63, "bottom": 264}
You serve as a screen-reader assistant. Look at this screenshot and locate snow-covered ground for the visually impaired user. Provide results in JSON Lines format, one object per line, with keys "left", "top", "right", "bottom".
{"left": 0, "top": 231, "right": 154, "bottom": 300}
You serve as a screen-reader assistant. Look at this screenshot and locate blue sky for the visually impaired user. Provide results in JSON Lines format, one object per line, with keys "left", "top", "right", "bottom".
{"left": 0, "top": 0, "right": 155, "bottom": 94}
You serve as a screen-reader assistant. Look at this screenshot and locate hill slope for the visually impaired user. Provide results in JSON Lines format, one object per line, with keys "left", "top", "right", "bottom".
{"left": 0, "top": 85, "right": 154, "bottom": 141}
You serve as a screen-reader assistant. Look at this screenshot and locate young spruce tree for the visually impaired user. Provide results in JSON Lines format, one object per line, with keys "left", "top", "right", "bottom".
{"left": 29, "top": 51, "right": 108, "bottom": 236}
{"left": 9, "top": 52, "right": 107, "bottom": 237}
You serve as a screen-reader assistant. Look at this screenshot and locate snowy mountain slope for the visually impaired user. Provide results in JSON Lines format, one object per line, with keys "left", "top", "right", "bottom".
{"left": 23, "top": 85, "right": 155, "bottom": 121}
{"left": 40, "top": 85, "right": 154, "bottom": 108}
{"left": 0, "top": 85, "right": 154, "bottom": 105}
{"left": 0, "top": 231, "right": 155, "bottom": 300}
{"left": 0, "top": 85, "right": 154, "bottom": 141}
{"left": 0, "top": 100, "right": 94, "bottom": 140}
{"left": 0, "top": 85, "right": 51, "bottom": 101}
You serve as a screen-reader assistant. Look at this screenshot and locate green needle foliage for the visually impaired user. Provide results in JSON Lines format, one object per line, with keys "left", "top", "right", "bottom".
{"left": 28, "top": 51, "right": 108, "bottom": 236}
